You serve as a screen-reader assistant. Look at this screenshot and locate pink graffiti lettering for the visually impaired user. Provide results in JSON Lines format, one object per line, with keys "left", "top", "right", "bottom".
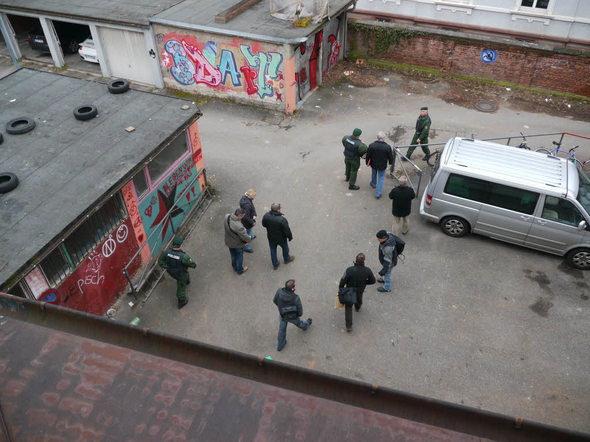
{"left": 240, "top": 65, "right": 258, "bottom": 95}
{"left": 182, "top": 41, "right": 222, "bottom": 87}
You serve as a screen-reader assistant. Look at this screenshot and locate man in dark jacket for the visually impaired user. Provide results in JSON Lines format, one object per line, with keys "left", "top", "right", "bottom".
{"left": 389, "top": 176, "right": 416, "bottom": 235}
{"left": 239, "top": 189, "right": 257, "bottom": 253}
{"left": 273, "top": 279, "right": 312, "bottom": 351}
{"left": 342, "top": 128, "right": 368, "bottom": 190}
{"left": 406, "top": 106, "right": 431, "bottom": 160}
{"left": 366, "top": 131, "right": 394, "bottom": 199}
{"left": 157, "top": 237, "right": 196, "bottom": 309}
{"left": 339, "top": 253, "right": 376, "bottom": 332}
{"left": 224, "top": 208, "right": 251, "bottom": 275}
{"left": 261, "top": 203, "right": 294, "bottom": 270}
{"left": 376, "top": 230, "right": 399, "bottom": 293}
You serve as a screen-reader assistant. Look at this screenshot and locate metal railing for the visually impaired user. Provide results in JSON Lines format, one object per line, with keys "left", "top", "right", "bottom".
{"left": 122, "top": 168, "right": 211, "bottom": 298}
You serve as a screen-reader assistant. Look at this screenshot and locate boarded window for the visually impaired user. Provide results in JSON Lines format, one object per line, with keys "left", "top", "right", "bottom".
{"left": 147, "top": 133, "right": 189, "bottom": 184}
{"left": 40, "top": 246, "right": 71, "bottom": 287}
{"left": 133, "top": 168, "right": 149, "bottom": 198}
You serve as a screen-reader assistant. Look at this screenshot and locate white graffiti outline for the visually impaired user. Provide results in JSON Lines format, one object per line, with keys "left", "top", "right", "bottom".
{"left": 116, "top": 224, "right": 128, "bottom": 243}
{"left": 102, "top": 235, "right": 117, "bottom": 258}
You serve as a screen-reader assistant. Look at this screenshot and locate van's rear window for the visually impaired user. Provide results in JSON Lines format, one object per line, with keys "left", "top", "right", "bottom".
{"left": 444, "top": 174, "right": 539, "bottom": 215}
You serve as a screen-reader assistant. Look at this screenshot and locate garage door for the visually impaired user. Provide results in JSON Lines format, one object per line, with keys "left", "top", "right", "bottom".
{"left": 99, "top": 27, "right": 153, "bottom": 85}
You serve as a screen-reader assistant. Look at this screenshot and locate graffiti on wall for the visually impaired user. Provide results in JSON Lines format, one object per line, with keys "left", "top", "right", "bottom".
{"left": 321, "top": 17, "right": 342, "bottom": 78}
{"left": 157, "top": 33, "right": 285, "bottom": 101}
{"left": 139, "top": 154, "right": 201, "bottom": 253}
{"left": 57, "top": 218, "right": 141, "bottom": 316}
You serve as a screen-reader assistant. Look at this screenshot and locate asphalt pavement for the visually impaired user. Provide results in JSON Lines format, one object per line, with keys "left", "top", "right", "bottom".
{"left": 114, "top": 73, "right": 590, "bottom": 433}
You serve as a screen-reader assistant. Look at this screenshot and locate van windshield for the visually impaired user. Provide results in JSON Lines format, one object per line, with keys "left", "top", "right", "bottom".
{"left": 576, "top": 164, "right": 590, "bottom": 215}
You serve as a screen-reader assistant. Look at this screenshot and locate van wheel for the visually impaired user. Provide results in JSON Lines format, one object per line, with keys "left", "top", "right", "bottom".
{"left": 441, "top": 216, "right": 470, "bottom": 238}
{"left": 566, "top": 248, "right": 590, "bottom": 270}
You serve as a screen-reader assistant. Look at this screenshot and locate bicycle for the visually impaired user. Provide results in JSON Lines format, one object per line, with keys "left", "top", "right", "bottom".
{"left": 515, "top": 132, "right": 530, "bottom": 150}
{"left": 425, "top": 149, "right": 442, "bottom": 167}
{"left": 536, "top": 141, "right": 590, "bottom": 171}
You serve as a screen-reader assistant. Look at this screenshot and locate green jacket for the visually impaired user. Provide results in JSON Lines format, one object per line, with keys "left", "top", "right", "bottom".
{"left": 415, "top": 115, "right": 431, "bottom": 140}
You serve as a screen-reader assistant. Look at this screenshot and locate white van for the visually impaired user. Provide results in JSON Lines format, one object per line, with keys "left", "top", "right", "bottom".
{"left": 419, "top": 137, "right": 590, "bottom": 269}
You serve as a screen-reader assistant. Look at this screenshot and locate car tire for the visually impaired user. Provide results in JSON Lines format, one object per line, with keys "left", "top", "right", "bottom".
{"left": 73, "top": 105, "right": 98, "bottom": 121}
{"left": 0, "top": 172, "right": 19, "bottom": 194}
{"left": 108, "top": 79, "right": 130, "bottom": 94}
{"left": 565, "top": 248, "right": 590, "bottom": 270}
{"left": 6, "top": 117, "right": 35, "bottom": 135}
{"left": 0, "top": 132, "right": 3, "bottom": 144}
{"left": 440, "top": 216, "right": 470, "bottom": 238}
{"left": 67, "top": 40, "right": 78, "bottom": 54}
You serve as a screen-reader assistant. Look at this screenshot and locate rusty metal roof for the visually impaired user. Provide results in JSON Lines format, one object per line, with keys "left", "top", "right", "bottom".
{"left": 1, "top": 293, "right": 587, "bottom": 442}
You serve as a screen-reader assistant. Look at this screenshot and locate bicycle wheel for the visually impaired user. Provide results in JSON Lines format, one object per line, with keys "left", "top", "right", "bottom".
{"left": 426, "top": 151, "right": 440, "bottom": 167}
{"left": 536, "top": 148, "right": 551, "bottom": 155}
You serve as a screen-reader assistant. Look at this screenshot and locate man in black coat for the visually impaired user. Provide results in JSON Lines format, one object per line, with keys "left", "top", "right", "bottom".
{"left": 389, "top": 176, "right": 416, "bottom": 235}
{"left": 273, "top": 279, "right": 312, "bottom": 351}
{"left": 339, "top": 253, "right": 376, "bottom": 332}
{"left": 239, "top": 189, "right": 257, "bottom": 253}
{"left": 261, "top": 203, "right": 294, "bottom": 270}
{"left": 366, "top": 131, "right": 394, "bottom": 199}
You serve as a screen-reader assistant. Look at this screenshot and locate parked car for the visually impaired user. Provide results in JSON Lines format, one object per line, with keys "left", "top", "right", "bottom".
{"left": 78, "top": 38, "right": 98, "bottom": 63}
{"left": 420, "top": 137, "right": 590, "bottom": 269}
{"left": 28, "top": 22, "right": 90, "bottom": 54}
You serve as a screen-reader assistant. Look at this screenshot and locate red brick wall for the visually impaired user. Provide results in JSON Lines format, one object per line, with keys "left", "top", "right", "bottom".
{"left": 349, "top": 25, "right": 590, "bottom": 97}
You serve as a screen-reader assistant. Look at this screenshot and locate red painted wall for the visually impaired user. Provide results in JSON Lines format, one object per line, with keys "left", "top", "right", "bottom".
{"left": 56, "top": 218, "right": 141, "bottom": 315}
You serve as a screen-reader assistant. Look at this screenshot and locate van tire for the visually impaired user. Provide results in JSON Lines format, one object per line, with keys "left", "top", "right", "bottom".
{"left": 566, "top": 248, "right": 590, "bottom": 270}
{"left": 441, "top": 216, "right": 470, "bottom": 238}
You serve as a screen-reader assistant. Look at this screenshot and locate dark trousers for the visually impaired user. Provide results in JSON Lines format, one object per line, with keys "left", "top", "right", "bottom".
{"left": 344, "top": 157, "right": 360, "bottom": 186}
{"left": 344, "top": 290, "right": 364, "bottom": 329}
{"left": 406, "top": 134, "right": 430, "bottom": 158}
{"left": 277, "top": 316, "right": 309, "bottom": 350}
{"left": 172, "top": 272, "right": 189, "bottom": 301}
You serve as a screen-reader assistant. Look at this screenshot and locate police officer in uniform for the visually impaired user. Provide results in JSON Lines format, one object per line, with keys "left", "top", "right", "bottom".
{"left": 342, "top": 128, "right": 368, "bottom": 190}
{"left": 406, "top": 106, "right": 431, "bottom": 160}
{"left": 158, "top": 237, "right": 196, "bottom": 309}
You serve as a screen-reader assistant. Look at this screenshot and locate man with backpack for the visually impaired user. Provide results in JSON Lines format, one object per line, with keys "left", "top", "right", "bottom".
{"left": 375, "top": 230, "right": 405, "bottom": 293}
{"left": 273, "top": 279, "right": 312, "bottom": 351}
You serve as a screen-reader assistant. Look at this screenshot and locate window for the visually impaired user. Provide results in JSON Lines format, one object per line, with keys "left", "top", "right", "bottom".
{"left": 541, "top": 197, "right": 584, "bottom": 227}
{"left": 64, "top": 193, "right": 127, "bottom": 266}
{"left": 147, "top": 133, "right": 189, "bottom": 184}
{"left": 444, "top": 174, "right": 539, "bottom": 214}
{"left": 8, "top": 282, "right": 28, "bottom": 299}
{"left": 40, "top": 246, "right": 71, "bottom": 287}
{"left": 521, "top": 0, "right": 549, "bottom": 9}
{"left": 133, "top": 168, "right": 148, "bottom": 198}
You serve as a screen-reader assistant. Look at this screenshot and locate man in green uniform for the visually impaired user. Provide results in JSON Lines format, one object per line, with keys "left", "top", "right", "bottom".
{"left": 342, "top": 128, "right": 368, "bottom": 190}
{"left": 158, "top": 237, "right": 196, "bottom": 309}
{"left": 406, "top": 106, "right": 431, "bottom": 160}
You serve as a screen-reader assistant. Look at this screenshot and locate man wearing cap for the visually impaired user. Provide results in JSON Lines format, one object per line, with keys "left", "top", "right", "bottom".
{"left": 366, "top": 131, "right": 394, "bottom": 198}
{"left": 342, "top": 128, "right": 368, "bottom": 190}
{"left": 406, "top": 107, "right": 431, "bottom": 160}
{"left": 239, "top": 189, "right": 257, "bottom": 253}
{"left": 375, "top": 230, "right": 399, "bottom": 293}
{"left": 158, "top": 237, "right": 196, "bottom": 309}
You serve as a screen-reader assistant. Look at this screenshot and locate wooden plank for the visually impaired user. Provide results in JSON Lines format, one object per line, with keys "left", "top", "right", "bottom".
{"left": 214, "top": 0, "right": 263, "bottom": 23}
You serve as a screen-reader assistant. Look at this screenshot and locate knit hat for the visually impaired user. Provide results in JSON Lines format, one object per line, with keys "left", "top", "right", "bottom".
{"left": 172, "top": 237, "right": 183, "bottom": 246}
{"left": 376, "top": 230, "right": 388, "bottom": 239}
{"left": 245, "top": 189, "right": 256, "bottom": 197}
{"left": 353, "top": 128, "right": 362, "bottom": 136}
{"left": 420, "top": 106, "right": 428, "bottom": 111}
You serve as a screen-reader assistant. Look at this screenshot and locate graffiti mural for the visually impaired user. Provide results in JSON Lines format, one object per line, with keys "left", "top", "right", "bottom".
{"left": 157, "top": 32, "right": 285, "bottom": 102}
{"left": 138, "top": 154, "right": 201, "bottom": 254}
{"left": 321, "top": 17, "right": 342, "bottom": 78}
{"left": 57, "top": 218, "right": 141, "bottom": 316}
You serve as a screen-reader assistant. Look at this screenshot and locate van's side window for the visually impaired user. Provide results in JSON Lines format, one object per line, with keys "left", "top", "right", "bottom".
{"left": 541, "top": 196, "right": 584, "bottom": 226}
{"left": 444, "top": 174, "right": 539, "bottom": 215}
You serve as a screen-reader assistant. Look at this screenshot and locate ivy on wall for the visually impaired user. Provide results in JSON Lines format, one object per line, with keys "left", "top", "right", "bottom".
{"left": 349, "top": 22, "right": 419, "bottom": 55}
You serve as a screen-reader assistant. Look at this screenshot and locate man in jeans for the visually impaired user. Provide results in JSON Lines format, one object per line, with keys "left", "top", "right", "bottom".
{"left": 261, "top": 203, "right": 294, "bottom": 270}
{"left": 273, "top": 279, "right": 312, "bottom": 351}
{"left": 224, "top": 208, "right": 251, "bottom": 275}
{"left": 366, "top": 131, "right": 394, "bottom": 199}
{"left": 376, "top": 230, "right": 399, "bottom": 293}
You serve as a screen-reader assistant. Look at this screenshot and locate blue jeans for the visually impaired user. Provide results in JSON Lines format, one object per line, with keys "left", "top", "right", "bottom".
{"left": 371, "top": 168, "right": 386, "bottom": 197}
{"left": 229, "top": 247, "right": 244, "bottom": 274}
{"left": 243, "top": 228, "right": 254, "bottom": 251}
{"left": 383, "top": 268, "right": 393, "bottom": 291}
{"left": 269, "top": 240, "right": 290, "bottom": 268}
{"left": 277, "top": 316, "right": 309, "bottom": 350}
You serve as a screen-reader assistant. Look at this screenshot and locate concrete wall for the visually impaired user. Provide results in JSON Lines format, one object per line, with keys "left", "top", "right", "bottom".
{"left": 353, "top": 0, "right": 590, "bottom": 49}
{"left": 348, "top": 21, "right": 590, "bottom": 96}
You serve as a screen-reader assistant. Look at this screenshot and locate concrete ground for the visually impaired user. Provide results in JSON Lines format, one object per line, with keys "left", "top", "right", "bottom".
{"left": 114, "top": 73, "right": 590, "bottom": 434}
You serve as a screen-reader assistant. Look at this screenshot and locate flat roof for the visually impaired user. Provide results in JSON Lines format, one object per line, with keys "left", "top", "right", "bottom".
{"left": 443, "top": 137, "right": 573, "bottom": 197}
{"left": 0, "top": 68, "right": 200, "bottom": 286}
{"left": 0, "top": 0, "right": 183, "bottom": 27}
{"left": 152, "top": 0, "right": 353, "bottom": 44}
